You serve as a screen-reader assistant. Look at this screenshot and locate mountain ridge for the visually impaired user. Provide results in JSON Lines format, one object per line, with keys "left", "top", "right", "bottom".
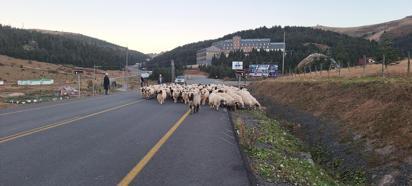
{"left": 0, "top": 25, "right": 148, "bottom": 69}
{"left": 314, "top": 16, "right": 412, "bottom": 41}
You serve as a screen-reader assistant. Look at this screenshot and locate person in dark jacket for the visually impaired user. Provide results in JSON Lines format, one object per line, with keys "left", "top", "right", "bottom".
{"left": 103, "top": 73, "right": 110, "bottom": 95}
{"left": 140, "top": 75, "right": 145, "bottom": 87}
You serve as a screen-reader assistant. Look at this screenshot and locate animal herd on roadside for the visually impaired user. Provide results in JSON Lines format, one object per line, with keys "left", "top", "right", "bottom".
{"left": 139, "top": 83, "right": 261, "bottom": 114}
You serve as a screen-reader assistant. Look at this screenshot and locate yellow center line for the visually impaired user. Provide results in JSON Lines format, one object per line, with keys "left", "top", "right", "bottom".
{"left": 0, "top": 100, "right": 143, "bottom": 144}
{"left": 117, "top": 110, "right": 191, "bottom": 186}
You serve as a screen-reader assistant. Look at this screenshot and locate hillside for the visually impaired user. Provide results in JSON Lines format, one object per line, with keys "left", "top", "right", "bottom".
{"left": 315, "top": 16, "right": 412, "bottom": 41}
{"left": 149, "top": 26, "right": 379, "bottom": 70}
{"left": 316, "top": 16, "right": 412, "bottom": 55}
{"left": 0, "top": 25, "right": 148, "bottom": 69}
{"left": 0, "top": 54, "right": 131, "bottom": 109}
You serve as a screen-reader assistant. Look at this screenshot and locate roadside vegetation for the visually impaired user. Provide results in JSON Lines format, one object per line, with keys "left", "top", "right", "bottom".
{"left": 232, "top": 110, "right": 348, "bottom": 185}
{"left": 248, "top": 76, "right": 412, "bottom": 185}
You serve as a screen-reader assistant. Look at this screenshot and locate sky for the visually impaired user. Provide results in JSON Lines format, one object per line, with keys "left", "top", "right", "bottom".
{"left": 0, "top": 0, "right": 411, "bottom": 53}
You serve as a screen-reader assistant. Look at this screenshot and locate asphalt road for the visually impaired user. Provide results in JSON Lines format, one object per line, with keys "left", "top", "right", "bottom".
{"left": 0, "top": 87, "right": 249, "bottom": 185}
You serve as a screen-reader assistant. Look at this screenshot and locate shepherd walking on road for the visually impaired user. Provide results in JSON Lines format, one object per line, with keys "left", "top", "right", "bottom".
{"left": 103, "top": 73, "right": 110, "bottom": 95}
{"left": 140, "top": 75, "right": 145, "bottom": 87}
{"left": 158, "top": 74, "right": 163, "bottom": 84}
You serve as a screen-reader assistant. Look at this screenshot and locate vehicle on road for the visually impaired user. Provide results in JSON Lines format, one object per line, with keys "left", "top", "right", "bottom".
{"left": 175, "top": 76, "right": 186, "bottom": 84}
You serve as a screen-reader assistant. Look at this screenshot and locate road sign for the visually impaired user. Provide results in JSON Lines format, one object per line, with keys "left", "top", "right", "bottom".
{"left": 232, "top": 61, "right": 243, "bottom": 70}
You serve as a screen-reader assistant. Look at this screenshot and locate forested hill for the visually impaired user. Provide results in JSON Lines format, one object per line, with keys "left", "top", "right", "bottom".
{"left": 149, "top": 26, "right": 382, "bottom": 69}
{"left": 0, "top": 25, "right": 148, "bottom": 69}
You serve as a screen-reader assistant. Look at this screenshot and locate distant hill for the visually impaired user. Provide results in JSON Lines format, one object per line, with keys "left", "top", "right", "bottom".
{"left": 316, "top": 16, "right": 412, "bottom": 55}
{"left": 315, "top": 16, "right": 412, "bottom": 41}
{"left": 149, "top": 26, "right": 379, "bottom": 69}
{"left": 0, "top": 25, "right": 148, "bottom": 69}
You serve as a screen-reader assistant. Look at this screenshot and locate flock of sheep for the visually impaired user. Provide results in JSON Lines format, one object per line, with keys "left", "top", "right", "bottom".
{"left": 139, "top": 83, "right": 261, "bottom": 113}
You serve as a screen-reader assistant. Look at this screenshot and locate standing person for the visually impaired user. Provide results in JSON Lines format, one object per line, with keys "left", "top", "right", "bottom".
{"left": 103, "top": 73, "right": 110, "bottom": 95}
{"left": 158, "top": 74, "right": 163, "bottom": 84}
{"left": 140, "top": 75, "right": 145, "bottom": 87}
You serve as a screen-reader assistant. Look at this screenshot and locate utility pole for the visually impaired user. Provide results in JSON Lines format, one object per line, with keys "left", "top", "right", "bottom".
{"left": 363, "top": 55, "right": 366, "bottom": 77}
{"left": 171, "top": 60, "right": 175, "bottom": 83}
{"left": 93, "top": 65, "right": 95, "bottom": 96}
{"left": 93, "top": 65, "right": 101, "bottom": 96}
{"left": 78, "top": 73, "right": 80, "bottom": 97}
{"left": 124, "top": 47, "right": 129, "bottom": 91}
{"left": 338, "top": 61, "right": 341, "bottom": 77}
{"left": 74, "top": 70, "right": 83, "bottom": 97}
{"left": 282, "top": 31, "right": 286, "bottom": 75}
{"left": 408, "top": 51, "right": 410, "bottom": 76}
{"left": 382, "top": 55, "right": 385, "bottom": 78}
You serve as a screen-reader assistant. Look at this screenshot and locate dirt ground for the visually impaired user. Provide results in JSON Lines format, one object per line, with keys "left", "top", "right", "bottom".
{"left": 184, "top": 69, "right": 209, "bottom": 76}
{"left": 249, "top": 77, "right": 412, "bottom": 185}
{"left": 0, "top": 55, "right": 132, "bottom": 108}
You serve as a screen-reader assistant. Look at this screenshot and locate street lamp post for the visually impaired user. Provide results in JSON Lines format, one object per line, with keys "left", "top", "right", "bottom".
{"left": 123, "top": 47, "right": 129, "bottom": 91}
{"left": 282, "top": 31, "right": 286, "bottom": 75}
{"left": 93, "top": 65, "right": 101, "bottom": 96}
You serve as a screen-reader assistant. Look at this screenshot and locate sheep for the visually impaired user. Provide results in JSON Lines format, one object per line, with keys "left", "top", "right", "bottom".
{"left": 172, "top": 89, "right": 181, "bottom": 103}
{"left": 140, "top": 83, "right": 261, "bottom": 111}
{"left": 182, "top": 91, "right": 190, "bottom": 104}
{"left": 227, "top": 91, "right": 245, "bottom": 109}
{"left": 208, "top": 92, "right": 224, "bottom": 110}
{"left": 188, "top": 92, "right": 201, "bottom": 113}
{"left": 217, "top": 92, "right": 237, "bottom": 111}
{"left": 156, "top": 89, "right": 167, "bottom": 104}
{"left": 200, "top": 88, "right": 209, "bottom": 105}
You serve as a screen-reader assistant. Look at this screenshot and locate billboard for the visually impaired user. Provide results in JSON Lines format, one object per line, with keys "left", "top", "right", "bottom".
{"left": 232, "top": 61, "right": 243, "bottom": 70}
{"left": 248, "top": 64, "right": 278, "bottom": 77}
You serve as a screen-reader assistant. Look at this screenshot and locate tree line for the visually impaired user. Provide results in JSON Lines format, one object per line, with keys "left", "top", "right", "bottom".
{"left": 150, "top": 26, "right": 403, "bottom": 78}
{"left": 0, "top": 25, "right": 148, "bottom": 70}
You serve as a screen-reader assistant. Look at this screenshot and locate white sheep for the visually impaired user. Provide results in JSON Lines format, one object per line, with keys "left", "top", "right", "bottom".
{"left": 188, "top": 92, "right": 201, "bottom": 113}
{"left": 156, "top": 89, "right": 167, "bottom": 104}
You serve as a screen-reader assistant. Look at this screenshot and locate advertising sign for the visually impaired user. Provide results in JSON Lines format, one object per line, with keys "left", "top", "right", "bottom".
{"left": 232, "top": 61, "right": 243, "bottom": 70}
{"left": 248, "top": 64, "right": 279, "bottom": 77}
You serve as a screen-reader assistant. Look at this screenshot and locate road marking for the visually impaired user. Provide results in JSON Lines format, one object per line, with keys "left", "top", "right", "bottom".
{"left": 0, "top": 100, "right": 83, "bottom": 117}
{"left": 219, "top": 137, "right": 235, "bottom": 145}
{"left": 222, "top": 131, "right": 235, "bottom": 139}
{"left": 0, "top": 100, "right": 143, "bottom": 144}
{"left": 0, "top": 93, "right": 134, "bottom": 117}
{"left": 117, "top": 110, "right": 191, "bottom": 186}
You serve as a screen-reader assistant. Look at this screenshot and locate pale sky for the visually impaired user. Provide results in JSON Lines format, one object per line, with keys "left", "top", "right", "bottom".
{"left": 0, "top": 0, "right": 410, "bottom": 53}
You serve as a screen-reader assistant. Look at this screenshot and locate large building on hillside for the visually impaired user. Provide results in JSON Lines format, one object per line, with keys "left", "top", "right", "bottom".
{"left": 196, "top": 46, "right": 222, "bottom": 65}
{"left": 196, "top": 36, "right": 285, "bottom": 65}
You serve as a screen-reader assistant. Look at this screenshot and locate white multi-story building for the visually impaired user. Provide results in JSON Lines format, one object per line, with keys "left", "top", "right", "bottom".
{"left": 196, "top": 36, "right": 285, "bottom": 65}
{"left": 196, "top": 46, "right": 222, "bottom": 65}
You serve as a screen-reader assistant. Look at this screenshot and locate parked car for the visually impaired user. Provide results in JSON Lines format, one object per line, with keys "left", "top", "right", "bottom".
{"left": 175, "top": 76, "right": 186, "bottom": 84}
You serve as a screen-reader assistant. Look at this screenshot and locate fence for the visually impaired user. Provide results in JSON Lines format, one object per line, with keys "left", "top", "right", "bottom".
{"left": 279, "top": 54, "right": 411, "bottom": 80}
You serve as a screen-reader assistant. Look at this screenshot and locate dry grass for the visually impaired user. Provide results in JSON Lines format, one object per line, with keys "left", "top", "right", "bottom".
{"left": 249, "top": 78, "right": 412, "bottom": 170}
{"left": 184, "top": 69, "right": 209, "bottom": 76}
{"left": 0, "top": 55, "right": 131, "bottom": 108}
{"left": 278, "top": 58, "right": 411, "bottom": 81}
